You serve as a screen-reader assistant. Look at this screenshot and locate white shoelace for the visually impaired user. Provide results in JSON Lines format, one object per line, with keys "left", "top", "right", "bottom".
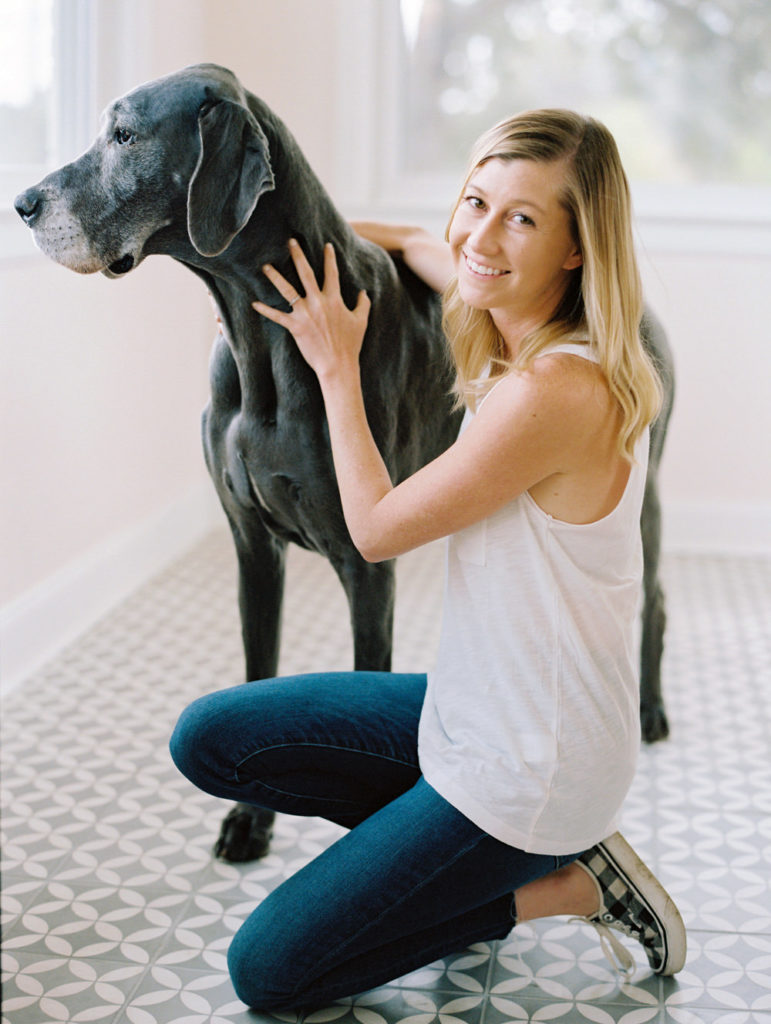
{"left": 570, "top": 915, "right": 635, "bottom": 977}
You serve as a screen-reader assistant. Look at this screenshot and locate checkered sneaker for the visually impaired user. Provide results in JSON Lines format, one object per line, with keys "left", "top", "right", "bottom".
{"left": 574, "top": 832, "right": 686, "bottom": 976}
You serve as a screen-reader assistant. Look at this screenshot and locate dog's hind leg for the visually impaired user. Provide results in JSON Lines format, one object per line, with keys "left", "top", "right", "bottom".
{"left": 638, "top": 310, "right": 675, "bottom": 744}
{"left": 639, "top": 474, "right": 669, "bottom": 743}
{"left": 214, "top": 522, "right": 287, "bottom": 862}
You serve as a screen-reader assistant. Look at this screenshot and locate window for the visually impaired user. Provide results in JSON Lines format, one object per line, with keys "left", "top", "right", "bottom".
{"left": 0, "top": 0, "right": 55, "bottom": 178}
{"left": 1, "top": 0, "right": 94, "bottom": 257}
{"left": 337, "top": 0, "right": 771, "bottom": 254}
{"left": 397, "top": 0, "right": 771, "bottom": 188}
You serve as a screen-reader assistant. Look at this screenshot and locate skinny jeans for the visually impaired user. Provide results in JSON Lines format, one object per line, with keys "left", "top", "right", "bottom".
{"left": 169, "top": 671, "right": 582, "bottom": 1012}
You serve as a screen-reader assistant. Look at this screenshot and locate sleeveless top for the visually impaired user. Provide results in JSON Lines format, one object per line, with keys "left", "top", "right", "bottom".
{"left": 417, "top": 342, "right": 647, "bottom": 855}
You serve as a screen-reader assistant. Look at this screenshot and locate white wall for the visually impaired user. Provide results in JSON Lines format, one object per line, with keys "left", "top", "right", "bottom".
{"left": 0, "top": 257, "right": 211, "bottom": 605}
{"left": 639, "top": 250, "right": 771, "bottom": 552}
{"left": 2, "top": 0, "right": 769, "bottom": 690}
{"left": 0, "top": 2, "right": 216, "bottom": 689}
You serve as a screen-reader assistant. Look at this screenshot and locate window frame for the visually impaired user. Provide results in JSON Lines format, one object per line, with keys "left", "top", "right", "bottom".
{"left": 334, "top": 0, "right": 771, "bottom": 257}
{"left": 0, "top": 0, "right": 149, "bottom": 262}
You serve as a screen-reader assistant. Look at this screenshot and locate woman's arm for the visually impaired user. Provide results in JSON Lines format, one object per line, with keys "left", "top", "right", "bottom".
{"left": 351, "top": 221, "right": 454, "bottom": 294}
{"left": 253, "top": 240, "right": 599, "bottom": 562}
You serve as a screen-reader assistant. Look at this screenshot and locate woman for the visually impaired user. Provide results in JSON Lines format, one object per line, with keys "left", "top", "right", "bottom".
{"left": 170, "top": 109, "right": 686, "bottom": 1010}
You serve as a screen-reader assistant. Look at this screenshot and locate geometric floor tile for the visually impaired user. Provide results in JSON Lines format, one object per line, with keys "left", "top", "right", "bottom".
{"left": 1, "top": 952, "right": 148, "bottom": 1024}
{"left": 3, "top": 531, "right": 770, "bottom": 1024}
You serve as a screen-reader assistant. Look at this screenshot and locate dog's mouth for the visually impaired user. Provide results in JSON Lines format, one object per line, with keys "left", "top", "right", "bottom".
{"left": 107, "top": 254, "right": 135, "bottom": 276}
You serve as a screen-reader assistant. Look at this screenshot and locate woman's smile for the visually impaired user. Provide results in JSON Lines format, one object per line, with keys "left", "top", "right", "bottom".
{"left": 462, "top": 252, "right": 510, "bottom": 278}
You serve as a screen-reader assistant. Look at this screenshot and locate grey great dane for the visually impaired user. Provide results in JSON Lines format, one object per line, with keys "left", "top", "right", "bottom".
{"left": 15, "top": 64, "right": 674, "bottom": 862}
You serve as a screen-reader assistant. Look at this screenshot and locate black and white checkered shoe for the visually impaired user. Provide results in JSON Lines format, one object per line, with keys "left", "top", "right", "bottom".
{"left": 574, "top": 832, "right": 686, "bottom": 976}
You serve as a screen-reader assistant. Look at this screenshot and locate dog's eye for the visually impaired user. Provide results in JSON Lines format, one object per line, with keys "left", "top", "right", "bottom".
{"left": 114, "top": 128, "right": 135, "bottom": 146}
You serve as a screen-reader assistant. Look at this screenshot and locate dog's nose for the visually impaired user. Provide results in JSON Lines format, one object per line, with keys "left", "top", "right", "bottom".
{"left": 14, "top": 189, "right": 42, "bottom": 226}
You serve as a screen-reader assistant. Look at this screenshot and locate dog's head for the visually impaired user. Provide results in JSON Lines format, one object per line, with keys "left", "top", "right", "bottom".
{"left": 14, "top": 64, "right": 275, "bottom": 277}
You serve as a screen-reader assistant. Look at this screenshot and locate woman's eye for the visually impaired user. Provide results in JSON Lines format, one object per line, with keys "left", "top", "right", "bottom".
{"left": 512, "top": 213, "right": 535, "bottom": 226}
{"left": 114, "top": 128, "right": 135, "bottom": 145}
{"left": 464, "top": 195, "right": 485, "bottom": 210}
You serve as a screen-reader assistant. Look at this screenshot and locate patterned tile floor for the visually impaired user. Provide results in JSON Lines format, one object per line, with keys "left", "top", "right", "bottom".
{"left": 2, "top": 530, "right": 770, "bottom": 1024}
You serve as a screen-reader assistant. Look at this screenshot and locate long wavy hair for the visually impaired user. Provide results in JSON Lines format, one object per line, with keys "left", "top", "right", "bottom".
{"left": 443, "top": 109, "right": 662, "bottom": 459}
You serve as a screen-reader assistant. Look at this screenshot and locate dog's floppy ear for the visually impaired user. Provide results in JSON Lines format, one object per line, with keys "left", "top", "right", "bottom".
{"left": 188, "top": 99, "right": 275, "bottom": 257}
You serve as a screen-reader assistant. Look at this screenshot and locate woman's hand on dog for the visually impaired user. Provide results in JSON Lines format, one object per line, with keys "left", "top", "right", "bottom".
{"left": 253, "top": 239, "right": 371, "bottom": 387}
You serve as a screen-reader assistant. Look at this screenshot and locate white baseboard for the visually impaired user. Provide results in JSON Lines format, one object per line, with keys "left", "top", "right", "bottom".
{"left": 0, "top": 484, "right": 223, "bottom": 696}
{"left": 663, "top": 500, "right": 771, "bottom": 556}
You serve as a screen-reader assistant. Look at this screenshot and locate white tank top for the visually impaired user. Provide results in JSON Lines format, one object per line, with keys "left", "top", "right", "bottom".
{"left": 418, "top": 343, "right": 647, "bottom": 855}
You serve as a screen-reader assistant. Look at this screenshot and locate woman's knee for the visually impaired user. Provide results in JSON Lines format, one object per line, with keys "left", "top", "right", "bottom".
{"left": 227, "top": 914, "right": 304, "bottom": 1011}
{"left": 168, "top": 691, "right": 229, "bottom": 792}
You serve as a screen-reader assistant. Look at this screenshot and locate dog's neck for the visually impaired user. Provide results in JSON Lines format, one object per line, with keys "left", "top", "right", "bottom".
{"left": 168, "top": 105, "right": 360, "bottom": 411}
{"left": 183, "top": 187, "right": 355, "bottom": 345}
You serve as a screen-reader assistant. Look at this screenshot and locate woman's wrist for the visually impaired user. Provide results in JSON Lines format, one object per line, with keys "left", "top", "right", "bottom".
{"left": 317, "top": 359, "right": 363, "bottom": 404}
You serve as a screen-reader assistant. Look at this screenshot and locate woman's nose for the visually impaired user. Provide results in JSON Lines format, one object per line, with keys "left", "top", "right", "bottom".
{"left": 466, "top": 215, "right": 499, "bottom": 254}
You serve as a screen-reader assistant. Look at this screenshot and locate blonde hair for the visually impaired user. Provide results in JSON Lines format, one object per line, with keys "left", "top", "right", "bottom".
{"left": 443, "top": 109, "right": 662, "bottom": 459}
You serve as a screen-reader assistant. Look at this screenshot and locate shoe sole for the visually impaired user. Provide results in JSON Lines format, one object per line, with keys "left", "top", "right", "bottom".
{"left": 599, "top": 832, "right": 687, "bottom": 975}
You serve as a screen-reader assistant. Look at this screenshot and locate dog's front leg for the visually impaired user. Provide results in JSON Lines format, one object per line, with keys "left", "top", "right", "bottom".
{"left": 214, "top": 521, "right": 287, "bottom": 862}
{"left": 334, "top": 555, "right": 396, "bottom": 673}
{"left": 235, "top": 527, "right": 287, "bottom": 684}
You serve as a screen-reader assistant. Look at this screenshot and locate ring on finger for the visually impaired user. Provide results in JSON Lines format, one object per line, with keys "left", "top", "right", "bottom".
{"left": 288, "top": 294, "right": 301, "bottom": 307}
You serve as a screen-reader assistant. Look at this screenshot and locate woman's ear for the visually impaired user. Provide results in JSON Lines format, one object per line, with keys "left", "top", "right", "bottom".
{"left": 563, "top": 247, "right": 583, "bottom": 271}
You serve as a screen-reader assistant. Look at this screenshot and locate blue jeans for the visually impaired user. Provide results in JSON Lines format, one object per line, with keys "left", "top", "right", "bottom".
{"left": 169, "top": 671, "right": 581, "bottom": 1011}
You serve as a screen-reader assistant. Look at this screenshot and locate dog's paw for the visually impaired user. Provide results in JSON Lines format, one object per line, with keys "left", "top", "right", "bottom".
{"left": 214, "top": 803, "right": 275, "bottom": 862}
{"left": 641, "top": 701, "right": 670, "bottom": 744}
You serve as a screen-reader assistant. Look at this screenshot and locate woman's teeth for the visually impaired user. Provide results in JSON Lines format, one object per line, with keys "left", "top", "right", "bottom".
{"left": 465, "top": 255, "right": 507, "bottom": 277}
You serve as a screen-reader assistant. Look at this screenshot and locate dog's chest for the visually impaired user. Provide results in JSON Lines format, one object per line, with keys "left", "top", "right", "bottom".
{"left": 205, "top": 339, "right": 341, "bottom": 550}
{"left": 228, "top": 419, "right": 341, "bottom": 551}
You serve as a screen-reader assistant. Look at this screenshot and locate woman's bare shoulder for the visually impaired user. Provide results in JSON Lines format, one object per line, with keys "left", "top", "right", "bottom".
{"left": 486, "top": 351, "right": 607, "bottom": 414}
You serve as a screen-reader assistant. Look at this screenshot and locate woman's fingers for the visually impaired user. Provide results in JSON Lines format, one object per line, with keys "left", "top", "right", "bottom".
{"left": 251, "top": 298, "right": 288, "bottom": 326}
{"left": 253, "top": 253, "right": 307, "bottom": 326}
{"left": 288, "top": 238, "right": 322, "bottom": 299}
{"left": 261, "top": 261, "right": 302, "bottom": 309}
{"left": 321, "top": 241, "right": 340, "bottom": 296}
{"left": 259, "top": 239, "right": 326, "bottom": 312}
{"left": 352, "top": 288, "right": 371, "bottom": 329}
{"left": 253, "top": 240, "right": 368, "bottom": 337}
{"left": 257, "top": 241, "right": 340, "bottom": 315}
